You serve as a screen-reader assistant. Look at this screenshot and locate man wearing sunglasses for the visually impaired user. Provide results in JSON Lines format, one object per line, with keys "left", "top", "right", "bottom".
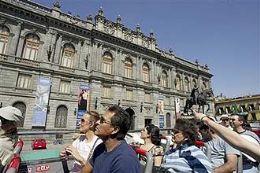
{"left": 0, "top": 106, "right": 23, "bottom": 171}
{"left": 199, "top": 116, "right": 240, "bottom": 173}
{"left": 82, "top": 105, "right": 140, "bottom": 173}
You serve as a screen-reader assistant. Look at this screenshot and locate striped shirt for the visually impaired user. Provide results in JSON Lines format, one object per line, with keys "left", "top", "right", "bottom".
{"left": 162, "top": 145, "right": 212, "bottom": 173}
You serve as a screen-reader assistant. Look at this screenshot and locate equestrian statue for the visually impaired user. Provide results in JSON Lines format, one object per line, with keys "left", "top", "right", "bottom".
{"left": 184, "top": 86, "right": 214, "bottom": 114}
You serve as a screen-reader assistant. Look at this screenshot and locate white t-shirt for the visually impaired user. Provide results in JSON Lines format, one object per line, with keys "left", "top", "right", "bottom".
{"left": 70, "top": 135, "right": 102, "bottom": 173}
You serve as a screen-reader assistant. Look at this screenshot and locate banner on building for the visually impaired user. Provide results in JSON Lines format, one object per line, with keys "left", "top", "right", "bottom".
{"left": 175, "top": 97, "right": 181, "bottom": 119}
{"left": 157, "top": 95, "right": 165, "bottom": 114}
{"left": 76, "top": 84, "right": 90, "bottom": 128}
{"left": 32, "top": 77, "right": 51, "bottom": 127}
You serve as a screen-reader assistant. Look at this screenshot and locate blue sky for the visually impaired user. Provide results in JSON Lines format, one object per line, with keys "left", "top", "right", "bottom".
{"left": 34, "top": 0, "right": 260, "bottom": 98}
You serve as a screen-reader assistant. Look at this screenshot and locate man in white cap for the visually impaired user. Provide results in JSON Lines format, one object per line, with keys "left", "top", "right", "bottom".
{"left": 219, "top": 114, "right": 231, "bottom": 128}
{"left": 0, "top": 106, "right": 23, "bottom": 170}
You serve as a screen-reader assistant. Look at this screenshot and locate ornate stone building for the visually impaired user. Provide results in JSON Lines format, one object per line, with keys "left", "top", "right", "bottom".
{"left": 215, "top": 94, "right": 260, "bottom": 126}
{"left": 0, "top": 0, "right": 213, "bottom": 131}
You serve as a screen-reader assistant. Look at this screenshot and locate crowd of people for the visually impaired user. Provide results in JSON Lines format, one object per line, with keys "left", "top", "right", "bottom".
{"left": 0, "top": 104, "right": 259, "bottom": 173}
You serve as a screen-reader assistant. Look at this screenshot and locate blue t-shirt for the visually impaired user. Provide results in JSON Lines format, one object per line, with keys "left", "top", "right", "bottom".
{"left": 90, "top": 140, "right": 140, "bottom": 173}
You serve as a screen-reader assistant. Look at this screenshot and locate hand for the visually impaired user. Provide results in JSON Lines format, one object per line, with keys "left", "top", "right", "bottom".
{"left": 65, "top": 145, "right": 84, "bottom": 164}
{"left": 191, "top": 109, "right": 206, "bottom": 120}
{"left": 60, "top": 149, "right": 68, "bottom": 160}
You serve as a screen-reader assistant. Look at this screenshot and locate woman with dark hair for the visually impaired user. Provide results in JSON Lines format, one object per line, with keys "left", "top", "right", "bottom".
{"left": 139, "top": 124, "right": 164, "bottom": 166}
{"left": 161, "top": 119, "right": 212, "bottom": 173}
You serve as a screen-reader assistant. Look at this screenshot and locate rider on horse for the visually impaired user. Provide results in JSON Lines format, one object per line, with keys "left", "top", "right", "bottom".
{"left": 190, "top": 85, "right": 199, "bottom": 105}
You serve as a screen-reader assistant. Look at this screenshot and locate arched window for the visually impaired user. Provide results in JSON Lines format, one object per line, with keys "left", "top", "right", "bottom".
{"left": 175, "top": 75, "right": 181, "bottom": 90}
{"left": 61, "top": 43, "right": 75, "bottom": 68}
{"left": 124, "top": 58, "right": 133, "bottom": 78}
{"left": 12, "top": 102, "right": 26, "bottom": 127}
{"left": 166, "top": 112, "right": 171, "bottom": 127}
{"left": 161, "top": 71, "right": 168, "bottom": 87}
{"left": 184, "top": 77, "right": 189, "bottom": 92}
{"left": 202, "top": 82, "right": 207, "bottom": 90}
{"left": 0, "top": 25, "right": 9, "bottom": 54}
{"left": 192, "top": 79, "right": 197, "bottom": 88}
{"left": 22, "top": 34, "right": 40, "bottom": 60}
{"left": 102, "top": 52, "right": 113, "bottom": 74}
{"left": 55, "top": 105, "right": 68, "bottom": 128}
{"left": 142, "top": 63, "right": 150, "bottom": 82}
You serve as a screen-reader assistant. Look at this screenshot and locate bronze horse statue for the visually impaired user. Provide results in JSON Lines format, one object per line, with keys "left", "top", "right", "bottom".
{"left": 184, "top": 88, "right": 214, "bottom": 114}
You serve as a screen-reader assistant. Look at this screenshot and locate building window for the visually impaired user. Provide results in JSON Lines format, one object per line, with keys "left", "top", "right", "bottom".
{"left": 142, "top": 63, "right": 150, "bottom": 82}
{"left": 59, "top": 80, "right": 71, "bottom": 94}
{"left": 184, "top": 77, "right": 189, "bottom": 92}
{"left": 192, "top": 79, "right": 197, "bottom": 88}
{"left": 165, "top": 96, "right": 170, "bottom": 105}
{"left": 166, "top": 113, "right": 171, "bottom": 128}
{"left": 202, "top": 82, "right": 207, "bottom": 90}
{"left": 161, "top": 71, "right": 168, "bottom": 87}
{"left": 144, "top": 93, "right": 151, "bottom": 102}
{"left": 102, "top": 52, "right": 113, "bottom": 74}
{"left": 61, "top": 43, "right": 75, "bottom": 68}
{"left": 124, "top": 58, "right": 133, "bottom": 78}
{"left": 12, "top": 102, "right": 26, "bottom": 127}
{"left": 22, "top": 34, "right": 40, "bottom": 60}
{"left": 55, "top": 105, "right": 67, "bottom": 128}
{"left": 126, "top": 90, "right": 133, "bottom": 100}
{"left": 0, "top": 25, "right": 9, "bottom": 54}
{"left": 175, "top": 75, "right": 181, "bottom": 90}
{"left": 17, "top": 74, "right": 32, "bottom": 89}
{"left": 102, "top": 86, "right": 111, "bottom": 98}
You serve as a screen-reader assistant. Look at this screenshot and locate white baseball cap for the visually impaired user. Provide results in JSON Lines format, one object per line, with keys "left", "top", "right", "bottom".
{"left": 220, "top": 114, "right": 229, "bottom": 119}
{"left": 0, "top": 106, "right": 23, "bottom": 122}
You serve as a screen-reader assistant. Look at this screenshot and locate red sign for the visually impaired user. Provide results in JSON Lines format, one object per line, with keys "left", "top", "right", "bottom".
{"left": 36, "top": 165, "right": 50, "bottom": 172}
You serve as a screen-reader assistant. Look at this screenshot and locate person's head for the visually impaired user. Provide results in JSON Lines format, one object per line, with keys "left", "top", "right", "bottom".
{"left": 230, "top": 114, "right": 246, "bottom": 130}
{"left": 220, "top": 114, "right": 230, "bottom": 127}
{"left": 80, "top": 111, "right": 100, "bottom": 133}
{"left": 95, "top": 105, "right": 131, "bottom": 140}
{"left": 172, "top": 119, "right": 196, "bottom": 146}
{"left": 140, "top": 124, "right": 161, "bottom": 146}
{"left": 199, "top": 116, "right": 217, "bottom": 141}
{"left": 0, "top": 106, "right": 23, "bottom": 135}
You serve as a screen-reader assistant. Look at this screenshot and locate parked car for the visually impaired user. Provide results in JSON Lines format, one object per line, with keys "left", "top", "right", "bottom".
{"left": 32, "top": 138, "right": 47, "bottom": 150}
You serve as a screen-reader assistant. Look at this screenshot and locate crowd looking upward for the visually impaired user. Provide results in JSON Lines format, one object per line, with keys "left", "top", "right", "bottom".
{"left": 1, "top": 104, "right": 260, "bottom": 173}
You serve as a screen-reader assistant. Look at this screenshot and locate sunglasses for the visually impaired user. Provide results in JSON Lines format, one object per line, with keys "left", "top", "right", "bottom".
{"left": 221, "top": 119, "right": 229, "bottom": 122}
{"left": 99, "top": 116, "right": 112, "bottom": 125}
{"left": 80, "top": 118, "right": 92, "bottom": 124}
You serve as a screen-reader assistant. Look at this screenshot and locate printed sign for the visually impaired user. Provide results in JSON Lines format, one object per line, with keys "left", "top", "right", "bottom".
{"left": 159, "top": 115, "right": 164, "bottom": 128}
{"left": 76, "top": 84, "right": 90, "bottom": 128}
{"left": 175, "top": 97, "right": 181, "bottom": 118}
{"left": 32, "top": 77, "right": 51, "bottom": 127}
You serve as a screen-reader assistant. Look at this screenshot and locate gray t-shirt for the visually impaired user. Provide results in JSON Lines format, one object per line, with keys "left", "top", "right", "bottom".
{"left": 239, "top": 130, "right": 260, "bottom": 144}
{"left": 206, "top": 136, "right": 241, "bottom": 169}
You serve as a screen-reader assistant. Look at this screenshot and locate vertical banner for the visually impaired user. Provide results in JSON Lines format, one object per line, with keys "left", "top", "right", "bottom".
{"left": 158, "top": 96, "right": 165, "bottom": 114}
{"left": 32, "top": 77, "right": 51, "bottom": 127}
{"left": 76, "top": 84, "right": 90, "bottom": 128}
{"left": 158, "top": 95, "right": 165, "bottom": 128}
{"left": 159, "top": 115, "right": 164, "bottom": 129}
{"left": 175, "top": 97, "right": 181, "bottom": 119}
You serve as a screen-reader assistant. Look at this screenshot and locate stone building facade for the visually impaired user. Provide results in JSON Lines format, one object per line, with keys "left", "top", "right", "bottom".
{"left": 0, "top": 0, "right": 213, "bottom": 131}
{"left": 215, "top": 94, "right": 260, "bottom": 127}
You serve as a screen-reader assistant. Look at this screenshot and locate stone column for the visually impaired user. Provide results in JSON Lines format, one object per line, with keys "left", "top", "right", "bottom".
{"left": 54, "top": 35, "right": 62, "bottom": 64}
{"left": 10, "top": 22, "right": 22, "bottom": 56}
